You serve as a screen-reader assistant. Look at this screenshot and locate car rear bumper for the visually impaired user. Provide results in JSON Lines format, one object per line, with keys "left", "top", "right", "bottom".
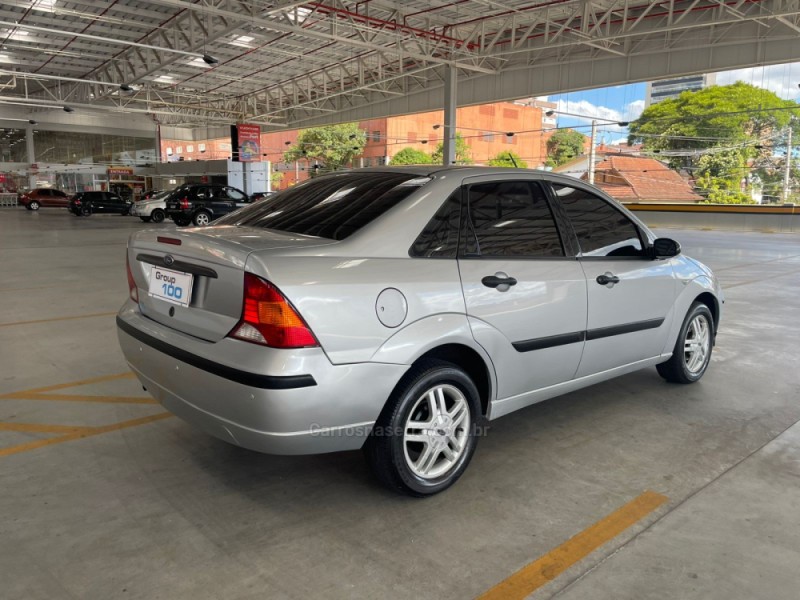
{"left": 116, "top": 301, "right": 407, "bottom": 455}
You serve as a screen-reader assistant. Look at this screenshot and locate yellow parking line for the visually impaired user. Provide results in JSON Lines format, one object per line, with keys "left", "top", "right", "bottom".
{"left": 0, "top": 311, "right": 117, "bottom": 328}
{"left": 477, "top": 490, "right": 668, "bottom": 600}
{"left": 0, "top": 412, "right": 173, "bottom": 458}
{"left": 4, "top": 392, "right": 158, "bottom": 405}
{"left": 0, "top": 372, "right": 135, "bottom": 398}
{"left": 0, "top": 422, "right": 90, "bottom": 434}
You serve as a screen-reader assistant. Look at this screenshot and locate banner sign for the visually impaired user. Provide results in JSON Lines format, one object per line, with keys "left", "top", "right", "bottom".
{"left": 231, "top": 123, "right": 261, "bottom": 162}
{"left": 108, "top": 166, "right": 134, "bottom": 176}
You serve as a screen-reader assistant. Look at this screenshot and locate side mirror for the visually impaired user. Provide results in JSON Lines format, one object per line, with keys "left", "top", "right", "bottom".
{"left": 652, "top": 237, "right": 681, "bottom": 258}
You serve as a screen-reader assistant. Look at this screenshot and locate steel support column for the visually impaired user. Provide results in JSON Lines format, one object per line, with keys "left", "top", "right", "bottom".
{"left": 442, "top": 66, "right": 457, "bottom": 166}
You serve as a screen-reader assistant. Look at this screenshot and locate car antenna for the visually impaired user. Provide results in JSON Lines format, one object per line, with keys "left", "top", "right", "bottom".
{"left": 509, "top": 154, "right": 519, "bottom": 168}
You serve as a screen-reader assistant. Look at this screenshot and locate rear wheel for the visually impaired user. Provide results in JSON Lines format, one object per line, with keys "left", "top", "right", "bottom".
{"left": 192, "top": 210, "right": 211, "bottom": 226}
{"left": 364, "top": 360, "right": 481, "bottom": 496}
{"left": 81, "top": 205, "right": 92, "bottom": 216}
{"left": 151, "top": 209, "right": 165, "bottom": 223}
{"left": 29, "top": 200, "right": 40, "bottom": 211}
{"left": 657, "top": 302, "right": 713, "bottom": 384}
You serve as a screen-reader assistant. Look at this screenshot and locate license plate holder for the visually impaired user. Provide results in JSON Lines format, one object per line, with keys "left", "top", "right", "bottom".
{"left": 148, "top": 266, "right": 194, "bottom": 307}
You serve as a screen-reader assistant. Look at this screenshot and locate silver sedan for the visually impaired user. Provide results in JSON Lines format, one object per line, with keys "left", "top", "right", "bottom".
{"left": 117, "top": 167, "right": 722, "bottom": 496}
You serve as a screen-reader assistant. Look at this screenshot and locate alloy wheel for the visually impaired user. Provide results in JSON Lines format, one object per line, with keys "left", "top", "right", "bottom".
{"left": 403, "top": 384, "right": 470, "bottom": 479}
{"left": 684, "top": 314, "right": 711, "bottom": 374}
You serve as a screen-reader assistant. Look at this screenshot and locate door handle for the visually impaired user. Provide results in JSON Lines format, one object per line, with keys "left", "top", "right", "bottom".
{"left": 482, "top": 273, "right": 518, "bottom": 290}
{"left": 596, "top": 272, "right": 620, "bottom": 287}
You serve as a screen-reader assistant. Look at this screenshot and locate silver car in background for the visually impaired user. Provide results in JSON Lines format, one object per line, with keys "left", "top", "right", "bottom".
{"left": 117, "top": 167, "right": 722, "bottom": 496}
{"left": 131, "top": 190, "right": 170, "bottom": 223}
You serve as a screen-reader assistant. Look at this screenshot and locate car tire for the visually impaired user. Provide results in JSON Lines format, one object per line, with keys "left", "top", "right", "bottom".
{"left": 29, "top": 200, "right": 40, "bottom": 211}
{"left": 657, "top": 301, "right": 714, "bottom": 384}
{"left": 151, "top": 209, "right": 165, "bottom": 223}
{"left": 192, "top": 210, "right": 211, "bottom": 227}
{"left": 363, "top": 359, "right": 481, "bottom": 497}
{"left": 140, "top": 216, "right": 152, "bottom": 223}
{"left": 81, "top": 206, "right": 92, "bottom": 216}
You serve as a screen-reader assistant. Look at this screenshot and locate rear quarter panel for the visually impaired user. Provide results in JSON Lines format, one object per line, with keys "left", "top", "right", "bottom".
{"left": 244, "top": 254, "right": 466, "bottom": 364}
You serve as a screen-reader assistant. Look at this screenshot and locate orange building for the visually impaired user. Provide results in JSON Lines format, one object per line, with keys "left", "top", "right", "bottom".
{"left": 161, "top": 101, "right": 548, "bottom": 189}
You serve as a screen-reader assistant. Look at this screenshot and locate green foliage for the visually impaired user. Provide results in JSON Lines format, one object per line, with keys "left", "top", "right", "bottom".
{"left": 270, "top": 170, "right": 284, "bottom": 190}
{"left": 629, "top": 82, "right": 800, "bottom": 159}
{"left": 283, "top": 123, "right": 366, "bottom": 174}
{"left": 546, "top": 129, "right": 586, "bottom": 166}
{"left": 389, "top": 147, "right": 433, "bottom": 165}
{"left": 700, "top": 189, "right": 755, "bottom": 204}
{"left": 431, "top": 132, "right": 473, "bottom": 165}
{"left": 487, "top": 151, "right": 528, "bottom": 168}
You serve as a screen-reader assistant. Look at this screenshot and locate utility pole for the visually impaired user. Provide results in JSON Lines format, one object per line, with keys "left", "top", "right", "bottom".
{"left": 588, "top": 119, "right": 597, "bottom": 185}
{"left": 783, "top": 124, "right": 793, "bottom": 203}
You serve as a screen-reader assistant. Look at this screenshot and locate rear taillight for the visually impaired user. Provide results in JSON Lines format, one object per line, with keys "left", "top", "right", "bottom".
{"left": 126, "top": 253, "right": 138, "bottom": 303}
{"left": 229, "top": 273, "right": 318, "bottom": 349}
{"left": 73, "top": 199, "right": 81, "bottom": 206}
{"left": 179, "top": 196, "right": 189, "bottom": 210}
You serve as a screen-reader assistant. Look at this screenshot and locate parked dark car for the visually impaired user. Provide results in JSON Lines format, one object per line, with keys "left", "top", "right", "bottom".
{"left": 165, "top": 183, "right": 251, "bottom": 226}
{"left": 69, "top": 191, "right": 132, "bottom": 216}
{"left": 19, "top": 188, "right": 69, "bottom": 210}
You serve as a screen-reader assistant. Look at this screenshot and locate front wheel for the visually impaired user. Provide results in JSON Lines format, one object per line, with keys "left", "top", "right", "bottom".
{"left": 364, "top": 360, "right": 481, "bottom": 496}
{"left": 29, "top": 200, "right": 40, "bottom": 211}
{"left": 657, "top": 302, "right": 714, "bottom": 384}
{"left": 151, "top": 209, "right": 165, "bottom": 223}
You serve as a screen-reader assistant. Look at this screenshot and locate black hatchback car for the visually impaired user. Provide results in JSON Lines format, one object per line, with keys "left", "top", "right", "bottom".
{"left": 165, "top": 184, "right": 251, "bottom": 226}
{"left": 69, "top": 191, "right": 132, "bottom": 216}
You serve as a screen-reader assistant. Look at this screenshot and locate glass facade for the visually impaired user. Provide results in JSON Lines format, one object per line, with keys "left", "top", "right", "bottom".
{"left": 0, "top": 128, "right": 27, "bottom": 163}
{"left": 31, "top": 130, "right": 156, "bottom": 165}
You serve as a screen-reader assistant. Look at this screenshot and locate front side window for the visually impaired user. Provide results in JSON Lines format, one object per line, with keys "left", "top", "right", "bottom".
{"left": 552, "top": 185, "right": 644, "bottom": 258}
{"left": 464, "top": 180, "right": 564, "bottom": 257}
{"left": 225, "top": 187, "right": 247, "bottom": 201}
{"left": 216, "top": 172, "right": 430, "bottom": 240}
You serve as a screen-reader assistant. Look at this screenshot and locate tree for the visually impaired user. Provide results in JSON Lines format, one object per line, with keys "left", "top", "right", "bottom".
{"left": 390, "top": 147, "right": 433, "bottom": 165}
{"left": 431, "top": 132, "right": 473, "bottom": 164}
{"left": 487, "top": 150, "right": 527, "bottom": 168}
{"left": 270, "top": 170, "right": 284, "bottom": 190}
{"left": 546, "top": 129, "right": 586, "bottom": 166}
{"left": 283, "top": 123, "right": 366, "bottom": 175}
{"left": 629, "top": 83, "right": 800, "bottom": 154}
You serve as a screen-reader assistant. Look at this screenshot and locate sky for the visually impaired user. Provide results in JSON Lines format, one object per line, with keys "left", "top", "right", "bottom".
{"left": 543, "top": 62, "right": 800, "bottom": 145}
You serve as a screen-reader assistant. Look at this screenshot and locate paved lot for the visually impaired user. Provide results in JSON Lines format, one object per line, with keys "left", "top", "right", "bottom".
{"left": 1, "top": 208, "right": 799, "bottom": 599}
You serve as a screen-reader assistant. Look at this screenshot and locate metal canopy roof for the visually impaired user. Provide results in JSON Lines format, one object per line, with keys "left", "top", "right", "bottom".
{"left": 2, "top": 0, "right": 800, "bottom": 128}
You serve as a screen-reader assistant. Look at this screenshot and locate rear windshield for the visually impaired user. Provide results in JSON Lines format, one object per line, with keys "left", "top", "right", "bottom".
{"left": 215, "top": 172, "right": 430, "bottom": 240}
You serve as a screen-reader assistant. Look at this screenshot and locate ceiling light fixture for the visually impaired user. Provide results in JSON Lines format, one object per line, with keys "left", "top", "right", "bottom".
{"left": 202, "top": 54, "right": 219, "bottom": 65}
{"left": 120, "top": 83, "right": 133, "bottom": 92}
{"left": 63, "top": 106, "right": 74, "bottom": 112}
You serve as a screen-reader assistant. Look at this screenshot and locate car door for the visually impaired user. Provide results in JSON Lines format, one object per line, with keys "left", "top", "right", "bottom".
{"left": 210, "top": 186, "right": 236, "bottom": 215}
{"left": 53, "top": 190, "right": 69, "bottom": 207}
{"left": 40, "top": 189, "right": 54, "bottom": 207}
{"left": 548, "top": 182, "right": 678, "bottom": 377}
{"left": 457, "top": 177, "right": 587, "bottom": 402}
{"left": 107, "top": 193, "right": 126, "bottom": 213}
{"left": 225, "top": 186, "right": 250, "bottom": 210}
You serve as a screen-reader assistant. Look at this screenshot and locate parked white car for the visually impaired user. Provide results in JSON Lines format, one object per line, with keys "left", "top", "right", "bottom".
{"left": 117, "top": 167, "right": 723, "bottom": 496}
{"left": 130, "top": 191, "right": 170, "bottom": 223}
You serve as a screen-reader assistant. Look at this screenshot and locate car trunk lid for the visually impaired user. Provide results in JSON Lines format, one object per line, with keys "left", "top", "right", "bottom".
{"left": 127, "top": 226, "right": 332, "bottom": 342}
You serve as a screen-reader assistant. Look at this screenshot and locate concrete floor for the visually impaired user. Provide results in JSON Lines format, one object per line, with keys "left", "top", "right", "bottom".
{"left": 1, "top": 208, "right": 799, "bottom": 600}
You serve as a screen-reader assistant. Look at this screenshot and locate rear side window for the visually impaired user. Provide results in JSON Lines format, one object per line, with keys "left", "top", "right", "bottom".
{"left": 464, "top": 181, "right": 564, "bottom": 257}
{"left": 552, "top": 185, "right": 644, "bottom": 258}
{"left": 410, "top": 190, "right": 461, "bottom": 258}
{"left": 216, "top": 172, "right": 430, "bottom": 240}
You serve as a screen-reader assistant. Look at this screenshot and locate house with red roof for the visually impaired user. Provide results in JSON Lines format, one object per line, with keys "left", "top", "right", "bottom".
{"left": 583, "top": 155, "right": 702, "bottom": 203}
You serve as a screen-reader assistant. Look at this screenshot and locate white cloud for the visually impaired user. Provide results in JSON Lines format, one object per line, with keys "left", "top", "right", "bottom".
{"left": 715, "top": 63, "right": 800, "bottom": 99}
{"left": 555, "top": 99, "right": 644, "bottom": 131}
